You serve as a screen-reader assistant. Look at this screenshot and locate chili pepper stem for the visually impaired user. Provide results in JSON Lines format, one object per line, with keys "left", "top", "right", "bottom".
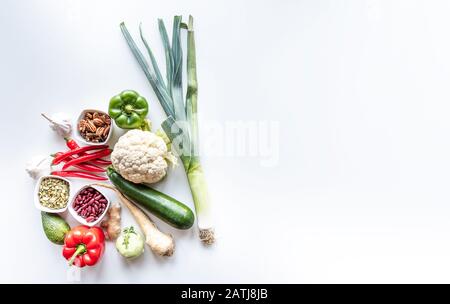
{"left": 68, "top": 244, "right": 86, "bottom": 266}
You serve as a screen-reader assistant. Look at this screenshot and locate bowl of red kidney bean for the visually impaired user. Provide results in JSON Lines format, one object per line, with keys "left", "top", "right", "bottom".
{"left": 69, "top": 185, "right": 110, "bottom": 227}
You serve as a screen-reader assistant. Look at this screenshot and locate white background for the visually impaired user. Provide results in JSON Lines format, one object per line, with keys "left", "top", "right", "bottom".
{"left": 2, "top": 0, "right": 450, "bottom": 283}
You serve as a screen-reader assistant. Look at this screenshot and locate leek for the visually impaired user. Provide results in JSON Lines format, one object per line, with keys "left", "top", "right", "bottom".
{"left": 120, "top": 16, "right": 215, "bottom": 245}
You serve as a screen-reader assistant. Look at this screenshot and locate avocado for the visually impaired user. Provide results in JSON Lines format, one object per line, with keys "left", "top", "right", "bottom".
{"left": 41, "top": 212, "right": 70, "bottom": 245}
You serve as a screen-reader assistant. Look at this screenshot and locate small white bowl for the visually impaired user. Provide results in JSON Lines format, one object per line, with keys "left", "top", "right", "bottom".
{"left": 68, "top": 185, "right": 110, "bottom": 227}
{"left": 34, "top": 175, "right": 72, "bottom": 213}
{"left": 74, "top": 109, "right": 113, "bottom": 146}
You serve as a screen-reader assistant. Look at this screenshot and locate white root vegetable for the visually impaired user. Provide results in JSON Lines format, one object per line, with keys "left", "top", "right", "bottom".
{"left": 115, "top": 226, "right": 145, "bottom": 259}
{"left": 94, "top": 183, "right": 174, "bottom": 256}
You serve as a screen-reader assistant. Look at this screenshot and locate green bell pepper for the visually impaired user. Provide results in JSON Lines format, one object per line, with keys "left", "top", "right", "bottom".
{"left": 109, "top": 90, "right": 150, "bottom": 130}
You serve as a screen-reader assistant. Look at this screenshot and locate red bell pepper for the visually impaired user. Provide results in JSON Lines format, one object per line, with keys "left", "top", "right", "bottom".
{"left": 62, "top": 226, "right": 105, "bottom": 267}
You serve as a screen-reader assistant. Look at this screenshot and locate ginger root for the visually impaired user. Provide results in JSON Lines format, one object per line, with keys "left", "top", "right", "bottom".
{"left": 101, "top": 202, "right": 121, "bottom": 240}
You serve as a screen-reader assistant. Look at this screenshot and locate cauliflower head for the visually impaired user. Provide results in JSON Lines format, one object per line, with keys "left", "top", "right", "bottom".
{"left": 111, "top": 129, "right": 171, "bottom": 184}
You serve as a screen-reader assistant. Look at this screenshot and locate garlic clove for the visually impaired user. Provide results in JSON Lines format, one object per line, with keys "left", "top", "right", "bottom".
{"left": 25, "top": 155, "right": 52, "bottom": 179}
{"left": 41, "top": 112, "right": 72, "bottom": 137}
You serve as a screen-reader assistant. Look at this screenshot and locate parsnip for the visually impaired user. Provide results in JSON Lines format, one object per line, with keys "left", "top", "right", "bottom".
{"left": 94, "top": 183, "right": 175, "bottom": 256}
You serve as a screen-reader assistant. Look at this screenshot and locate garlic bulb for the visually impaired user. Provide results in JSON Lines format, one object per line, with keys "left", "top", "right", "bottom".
{"left": 25, "top": 155, "right": 52, "bottom": 179}
{"left": 41, "top": 113, "right": 72, "bottom": 137}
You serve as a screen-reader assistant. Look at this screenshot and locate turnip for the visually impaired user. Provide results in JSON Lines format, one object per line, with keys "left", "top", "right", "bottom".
{"left": 116, "top": 226, "right": 145, "bottom": 259}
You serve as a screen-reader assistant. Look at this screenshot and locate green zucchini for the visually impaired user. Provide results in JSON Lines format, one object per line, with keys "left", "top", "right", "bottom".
{"left": 107, "top": 167, "right": 195, "bottom": 229}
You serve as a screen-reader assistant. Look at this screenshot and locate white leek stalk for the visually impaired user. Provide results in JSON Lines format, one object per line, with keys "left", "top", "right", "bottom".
{"left": 185, "top": 160, "right": 214, "bottom": 244}
{"left": 184, "top": 16, "right": 214, "bottom": 244}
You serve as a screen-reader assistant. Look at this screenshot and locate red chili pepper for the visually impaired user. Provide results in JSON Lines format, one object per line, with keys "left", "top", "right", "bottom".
{"left": 89, "top": 158, "right": 112, "bottom": 166}
{"left": 76, "top": 161, "right": 104, "bottom": 172}
{"left": 64, "top": 137, "right": 79, "bottom": 150}
{"left": 73, "top": 163, "right": 105, "bottom": 173}
{"left": 53, "top": 152, "right": 105, "bottom": 173}
{"left": 51, "top": 170, "right": 108, "bottom": 181}
{"left": 65, "top": 138, "right": 112, "bottom": 166}
{"left": 53, "top": 145, "right": 109, "bottom": 165}
{"left": 62, "top": 149, "right": 112, "bottom": 171}
{"left": 62, "top": 226, "right": 105, "bottom": 267}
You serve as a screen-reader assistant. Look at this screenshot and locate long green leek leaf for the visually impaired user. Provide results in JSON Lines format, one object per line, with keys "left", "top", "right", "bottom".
{"left": 120, "top": 22, "right": 175, "bottom": 118}
{"left": 161, "top": 116, "right": 191, "bottom": 166}
{"left": 158, "top": 19, "right": 173, "bottom": 99}
{"left": 185, "top": 15, "right": 199, "bottom": 161}
{"left": 170, "top": 16, "right": 187, "bottom": 122}
{"left": 139, "top": 23, "right": 166, "bottom": 91}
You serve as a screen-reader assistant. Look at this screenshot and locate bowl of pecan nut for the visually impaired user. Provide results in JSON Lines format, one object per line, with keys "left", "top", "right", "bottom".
{"left": 76, "top": 109, "right": 113, "bottom": 145}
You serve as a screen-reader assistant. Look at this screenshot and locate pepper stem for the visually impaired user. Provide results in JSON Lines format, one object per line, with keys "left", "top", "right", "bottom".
{"left": 124, "top": 104, "right": 134, "bottom": 114}
{"left": 140, "top": 119, "right": 151, "bottom": 131}
{"left": 67, "top": 244, "right": 86, "bottom": 266}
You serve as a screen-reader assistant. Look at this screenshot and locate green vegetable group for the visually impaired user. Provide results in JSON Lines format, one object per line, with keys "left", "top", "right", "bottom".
{"left": 121, "top": 16, "right": 215, "bottom": 244}
{"left": 109, "top": 90, "right": 149, "bottom": 130}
